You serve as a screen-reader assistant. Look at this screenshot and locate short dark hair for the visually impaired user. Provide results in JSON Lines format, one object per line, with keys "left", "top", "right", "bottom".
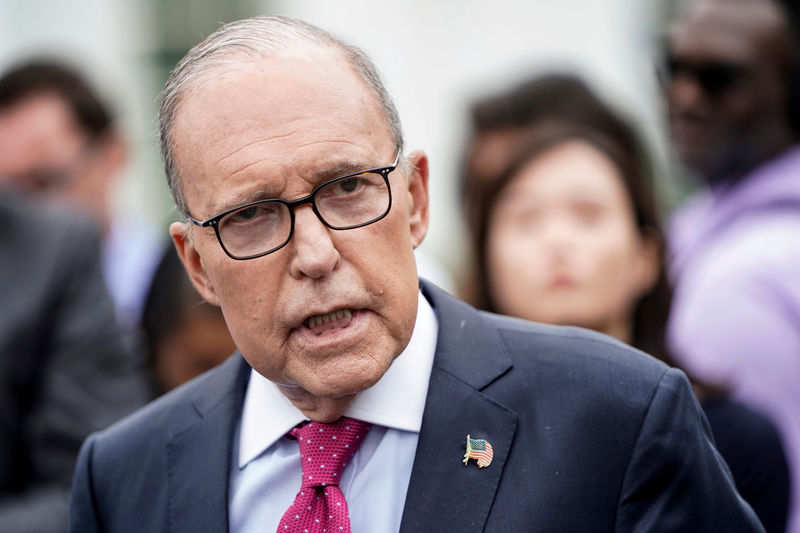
{"left": 0, "top": 60, "right": 113, "bottom": 139}
{"left": 460, "top": 74, "right": 640, "bottom": 224}
{"left": 469, "top": 73, "right": 631, "bottom": 135}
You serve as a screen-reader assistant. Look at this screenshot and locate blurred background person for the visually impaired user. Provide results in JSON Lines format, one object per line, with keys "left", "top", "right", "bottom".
{"left": 141, "top": 246, "right": 237, "bottom": 396}
{"left": 0, "top": 60, "right": 165, "bottom": 333}
{"left": 459, "top": 74, "right": 652, "bottom": 303}
{"left": 2, "top": 0, "right": 663, "bottom": 295}
{"left": 0, "top": 188, "right": 148, "bottom": 533}
{"left": 460, "top": 73, "right": 790, "bottom": 532}
{"left": 664, "top": 1, "right": 800, "bottom": 529}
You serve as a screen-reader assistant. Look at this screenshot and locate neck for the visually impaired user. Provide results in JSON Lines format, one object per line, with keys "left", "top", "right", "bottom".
{"left": 597, "top": 315, "right": 634, "bottom": 347}
{"left": 276, "top": 384, "right": 356, "bottom": 423}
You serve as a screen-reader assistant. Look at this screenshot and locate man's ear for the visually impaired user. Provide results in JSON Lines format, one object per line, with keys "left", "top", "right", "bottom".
{"left": 170, "top": 221, "right": 220, "bottom": 306}
{"left": 404, "top": 149, "right": 429, "bottom": 249}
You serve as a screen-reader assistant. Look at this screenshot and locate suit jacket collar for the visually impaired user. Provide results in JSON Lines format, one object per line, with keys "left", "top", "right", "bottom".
{"left": 164, "top": 280, "right": 517, "bottom": 532}
{"left": 166, "top": 353, "right": 250, "bottom": 533}
{"left": 420, "top": 280, "right": 513, "bottom": 389}
{"left": 399, "top": 281, "right": 518, "bottom": 532}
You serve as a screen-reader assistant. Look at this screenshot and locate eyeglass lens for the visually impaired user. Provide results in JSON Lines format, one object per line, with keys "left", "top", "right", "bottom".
{"left": 217, "top": 170, "right": 390, "bottom": 258}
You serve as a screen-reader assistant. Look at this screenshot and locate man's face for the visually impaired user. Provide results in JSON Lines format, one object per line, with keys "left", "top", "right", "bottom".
{"left": 665, "top": 0, "right": 790, "bottom": 179}
{"left": 170, "top": 49, "right": 429, "bottom": 405}
{"left": 0, "top": 93, "right": 117, "bottom": 223}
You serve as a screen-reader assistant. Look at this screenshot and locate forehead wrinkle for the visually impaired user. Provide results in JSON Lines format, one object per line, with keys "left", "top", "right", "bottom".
{"left": 214, "top": 129, "right": 301, "bottom": 169}
{"left": 229, "top": 155, "right": 383, "bottom": 199}
{"left": 210, "top": 145, "right": 390, "bottom": 215}
{"left": 223, "top": 138, "right": 366, "bottom": 182}
{"left": 225, "top": 154, "right": 277, "bottom": 182}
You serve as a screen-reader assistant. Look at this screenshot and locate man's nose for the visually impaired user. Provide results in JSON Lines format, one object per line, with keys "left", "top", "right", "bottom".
{"left": 288, "top": 205, "right": 340, "bottom": 280}
{"left": 668, "top": 74, "right": 706, "bottom": 113}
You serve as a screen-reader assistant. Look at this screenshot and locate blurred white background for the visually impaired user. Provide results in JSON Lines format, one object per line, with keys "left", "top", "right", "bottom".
{"left": 0, "top": 0, "right": 669, "bottom": 283}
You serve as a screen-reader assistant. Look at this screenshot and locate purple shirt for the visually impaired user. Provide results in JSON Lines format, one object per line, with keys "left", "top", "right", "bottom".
{"left": 669, "top": 147, "right": 800, "bottom": 533}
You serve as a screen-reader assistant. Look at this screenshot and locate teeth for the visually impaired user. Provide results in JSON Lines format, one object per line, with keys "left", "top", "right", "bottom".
{"left": 305, "top": 309, "right": 353, "bottom": 329}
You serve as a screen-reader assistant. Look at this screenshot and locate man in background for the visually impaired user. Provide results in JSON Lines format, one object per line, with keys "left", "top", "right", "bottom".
{"left": 0, "top": 61, "right": 164, "bottom": 330}
{"left": 665, "top": 0, "right": 800, "bottom": 530}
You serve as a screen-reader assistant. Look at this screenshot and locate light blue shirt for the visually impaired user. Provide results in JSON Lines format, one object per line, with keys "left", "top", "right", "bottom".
{"left": 229, "top": 292, "right": 438, "bottom": 533}
{"left": 102, "top": 215, "right": 163, "bottom": 328}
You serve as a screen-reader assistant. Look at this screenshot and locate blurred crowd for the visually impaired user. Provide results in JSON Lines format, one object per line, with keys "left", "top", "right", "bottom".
{"left": 1, "top": 0, "right": 799, "bottom": 532}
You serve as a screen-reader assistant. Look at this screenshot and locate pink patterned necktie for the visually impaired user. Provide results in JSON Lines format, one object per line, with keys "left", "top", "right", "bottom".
{"left": 276, "top": 417, "right": 371, "bottom": 533}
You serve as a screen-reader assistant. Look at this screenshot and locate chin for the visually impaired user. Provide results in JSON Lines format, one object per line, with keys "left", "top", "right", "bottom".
{"left": 307, "top": 355, "right": 393, "bottom": 398}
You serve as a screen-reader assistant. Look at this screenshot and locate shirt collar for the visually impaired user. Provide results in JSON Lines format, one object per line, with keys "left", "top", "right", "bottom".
{"left": 238, "top": 291, "right": 438, "bottom": 468}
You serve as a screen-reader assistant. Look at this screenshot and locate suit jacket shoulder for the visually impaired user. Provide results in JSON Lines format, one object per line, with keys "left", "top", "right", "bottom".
{"left": 399, "top": 281, "right": 763, "bottom": 532}
{"left": 70, "top": 280, "right": 763, "bottom": 533}
{"left": 70, "top": 353, "right": 249, "bottom": 533}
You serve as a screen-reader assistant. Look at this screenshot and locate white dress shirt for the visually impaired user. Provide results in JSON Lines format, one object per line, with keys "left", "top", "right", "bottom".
{"left": 229, "top": 291, "right": 437, "bottom": 533}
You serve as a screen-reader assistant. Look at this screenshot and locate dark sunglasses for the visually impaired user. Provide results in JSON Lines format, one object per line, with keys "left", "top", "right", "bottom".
{"left": 662, "top": 56, "right": 752, "bottom": 97}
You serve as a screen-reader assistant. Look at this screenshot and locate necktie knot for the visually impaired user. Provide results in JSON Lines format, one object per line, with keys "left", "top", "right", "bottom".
{"left": 277, "top": 417, "right": 371, "bottom": 533}
{"left": 291, "top": 417, "right": 370, "bottom": 489}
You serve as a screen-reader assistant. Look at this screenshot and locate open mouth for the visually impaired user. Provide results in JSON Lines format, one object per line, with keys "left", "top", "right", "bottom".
{"left": 303, "top": 308, "right": 355, "bottom": 336}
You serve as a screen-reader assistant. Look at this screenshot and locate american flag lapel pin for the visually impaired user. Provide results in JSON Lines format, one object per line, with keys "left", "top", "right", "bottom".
{"left": 463, "top": 434, "right": 494, "bottom": 468}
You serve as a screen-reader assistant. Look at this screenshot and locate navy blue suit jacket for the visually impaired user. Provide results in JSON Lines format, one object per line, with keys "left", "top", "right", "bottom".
{"left": 70, "top": 282, "right": 763, "bottom": 532}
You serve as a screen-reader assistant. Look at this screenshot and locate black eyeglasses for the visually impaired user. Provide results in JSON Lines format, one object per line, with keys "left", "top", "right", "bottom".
{"left": 662, "top": 55, "right": 752, "bottom": 97}
{"left": 188, "top": 149, "right": 401, "bottom": 260}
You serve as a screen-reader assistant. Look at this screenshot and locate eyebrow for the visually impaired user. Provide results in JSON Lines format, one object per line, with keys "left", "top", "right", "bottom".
{"left": 309, "top": 159, "right": 378, "bottom": 182}
{"left": 212, "top": 158, "right": 382, "bottom": 215}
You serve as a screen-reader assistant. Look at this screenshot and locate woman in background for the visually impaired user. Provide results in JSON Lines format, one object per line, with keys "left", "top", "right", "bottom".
{"left": 460, "top": 74, "right": 790, "bottom": 533}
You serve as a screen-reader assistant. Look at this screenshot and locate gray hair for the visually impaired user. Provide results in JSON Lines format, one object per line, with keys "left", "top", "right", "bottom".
{"left": 158, "top": 15, "right": 404, "bottom": 216}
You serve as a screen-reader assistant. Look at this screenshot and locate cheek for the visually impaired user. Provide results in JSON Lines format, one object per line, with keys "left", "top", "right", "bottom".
{"left": 362, "top": 217, "right": 420, "bottom": 333}
{"left": 205, "top": 258, "right": 282, "bottom": 346}
{"left": 719, "top": 89, "right": 765, "bottom": 129}
{"left": 485, "top": 225, "right": 547, "bottom": 310}
{"left": 357, "top": 206, "right": 420, "bottom": 290}
{"left": 374, "top": 216, "right": 417, "bottom": 271}
{"left": 581, "top": 230, "right": 644, "bottom": 305}
{"left": 488, "top": 228, "right": 538, "bottom": 279}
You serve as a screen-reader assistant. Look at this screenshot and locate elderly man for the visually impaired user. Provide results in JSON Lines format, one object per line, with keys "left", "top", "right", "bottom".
{"left": 71, "top": 16, "right": 762, "bottom": 533}
{"left": 0, "top": 61, "right": 164, "bottom": 330}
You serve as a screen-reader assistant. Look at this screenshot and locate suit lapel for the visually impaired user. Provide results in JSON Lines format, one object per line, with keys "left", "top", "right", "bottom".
{"left": 399, "top": 282, "right": 518, "bottom": 532}
{"left": 161, "top": 284, "right": 516, "bottom": 532}
{"left": 166, "top": 355, "right": 250, "bottom": 533}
